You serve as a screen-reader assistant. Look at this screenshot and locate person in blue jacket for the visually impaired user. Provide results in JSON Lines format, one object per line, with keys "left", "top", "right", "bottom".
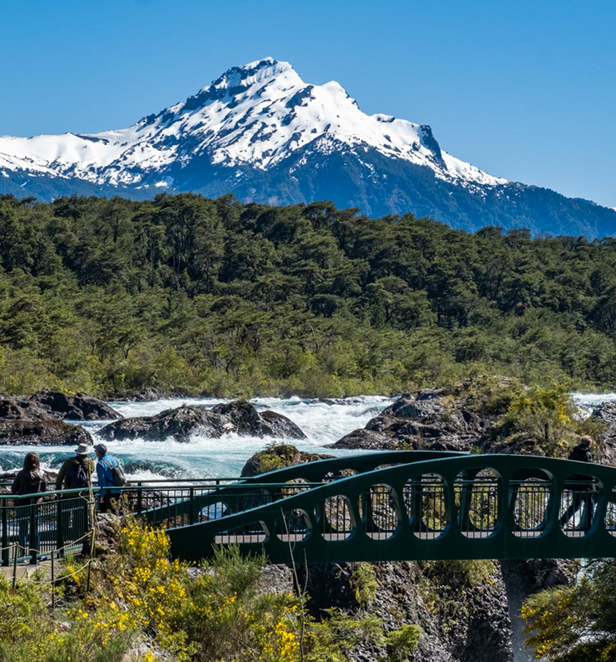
{"left": 94, "top": 443, "right": 122, "bottom": 513}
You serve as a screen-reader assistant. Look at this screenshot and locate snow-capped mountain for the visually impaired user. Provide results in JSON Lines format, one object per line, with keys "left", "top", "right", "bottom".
{"left": 1, "top": 58, "right": 615, "bottom": 238}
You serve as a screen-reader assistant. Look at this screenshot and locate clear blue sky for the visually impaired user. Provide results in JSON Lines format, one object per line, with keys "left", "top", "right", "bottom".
{"left": 0, "top": 0, "right": 614, "bottom": 207}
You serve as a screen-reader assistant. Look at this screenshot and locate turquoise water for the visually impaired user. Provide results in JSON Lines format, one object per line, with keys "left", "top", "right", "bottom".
{"left": 1, "top": 392, "right": 611, "bottom": 481}
{"left": 0, "top": 396, "right": 392, "bottom": 480}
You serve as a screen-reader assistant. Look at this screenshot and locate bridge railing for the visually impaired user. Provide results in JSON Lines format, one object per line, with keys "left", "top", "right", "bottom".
{"left": 0, "top": 488, "right": 93, "bottom": 566}
{"left": 4, "top": 452, "right": 615, "bottom": 566}
{"left": 166, "top": 454, "right": 616, "bottom": 564}
{"left": 0, "top": 478, "right": 330, "bottom": 565}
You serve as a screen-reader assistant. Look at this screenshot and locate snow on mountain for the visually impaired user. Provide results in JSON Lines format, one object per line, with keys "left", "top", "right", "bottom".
{"left": 0, "top": 57, "right": 506, "bottom": 190}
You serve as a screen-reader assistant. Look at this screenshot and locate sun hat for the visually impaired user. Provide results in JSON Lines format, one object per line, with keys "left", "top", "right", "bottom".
{"left": 74, "top": 443, "right": 90, "bottom": 455}
{"left": 93, "top": 443, "right": 107, "bottom": 455}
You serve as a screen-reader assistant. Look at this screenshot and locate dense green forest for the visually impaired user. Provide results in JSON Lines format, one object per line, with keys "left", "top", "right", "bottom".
{"left": 0, "top": 192, "right": 615, "bottom": 397}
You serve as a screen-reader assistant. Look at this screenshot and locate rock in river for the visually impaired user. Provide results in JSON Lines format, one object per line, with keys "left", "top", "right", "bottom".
{"left": 210, "top": 400, "right": 306, "bottom": 440}
{"left": 99, "top": 400, "right": 306, "bottom": 443}
{"left": 0, "top": 419, "right": 93, "bottom": 446}
{"left": 328, "top": 387, "right": 491, "bottom": 452}
{"left": 241, "top": 444, "right": 330, "bottom": 477}
{"left": 26, "top": 389, "right": 122, "bottom": 421}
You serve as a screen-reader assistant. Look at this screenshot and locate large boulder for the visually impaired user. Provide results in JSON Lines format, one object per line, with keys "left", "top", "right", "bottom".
{"left": 26, "top": 390, "right": 122, "bottom": 421}
{"left": 210, "top": 401, "right": 306, "bottom": 439}
{"left": 98, "top": 400, "right": 306, "bottom": 443}
{"left": 0, "top": 419, "right": 93, "bottom": 446}
{"left": 241, "top": 444, "right": 331, "bottom": 477}
{"left": 98, "top": 406, "right": 233, "bottom": 442}
{"left": 329, "top": 387, "right": 493, "bottom": 451}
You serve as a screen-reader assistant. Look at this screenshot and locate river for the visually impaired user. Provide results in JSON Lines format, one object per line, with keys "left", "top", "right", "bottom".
{"left": 0, "top": 391, "right": 612, "bottom": 481}
{"left": 0, "top": 395, "right": 393, "bottom": 479}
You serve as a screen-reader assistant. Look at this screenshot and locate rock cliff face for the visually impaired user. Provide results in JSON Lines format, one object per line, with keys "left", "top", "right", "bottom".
{"left": 299, "top": 560, "right": 514, "bottom": 662}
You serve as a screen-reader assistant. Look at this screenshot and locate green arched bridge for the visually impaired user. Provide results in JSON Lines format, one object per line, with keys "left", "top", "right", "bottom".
{"left": 158, "top": 451, "right": 616, "bottom": 564}
{"left": 2, "top": 451, "right": 616, "bottom": 565}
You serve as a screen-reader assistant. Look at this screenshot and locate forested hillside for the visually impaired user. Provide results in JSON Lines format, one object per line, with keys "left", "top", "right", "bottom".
{"left": 1, "top": 193, "right": 615, "bottom": 397}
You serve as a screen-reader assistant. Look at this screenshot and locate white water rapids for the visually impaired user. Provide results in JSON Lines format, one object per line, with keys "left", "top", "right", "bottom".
{"left": 0, "top": 396, "right": 393, "bottom": 479}
{"left": 0, "top": 392, "right": 613, "bottom": 481}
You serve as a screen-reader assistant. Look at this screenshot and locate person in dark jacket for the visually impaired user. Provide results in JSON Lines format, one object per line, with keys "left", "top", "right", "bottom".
{"left": 55, "top": 444, "right": 95, "bottom": 491}
{"left": 11, "top": 452, "right": 47, "bottom": 557}
{"left": 55, "top": 443, "right": 95, "bottom": 540}
{"left": 94, "top": 443, "right": 123, "bottom": 513}
{"left": 559, "top": 435, "right": 596, "bottom": 531}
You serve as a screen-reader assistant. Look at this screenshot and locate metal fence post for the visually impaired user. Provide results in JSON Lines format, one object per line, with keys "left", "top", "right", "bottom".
{"left": 56, "top": 498, "right": 65, "bottom": 557}
{"left": 189, "top": 487, "right": 195, "bottom": 525}
{"left": 137, "top": 482, "right": 143, "bottom": 515}
{"left": 29, "top": 504, "right": 37, "bottom": 565}
{"left": 1, "top": 501, "right": 8, "bottom": 567}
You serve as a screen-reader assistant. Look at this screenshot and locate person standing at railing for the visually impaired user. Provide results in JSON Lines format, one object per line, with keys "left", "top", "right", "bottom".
{"left": 94, "top": 443, "right": 126, "bottom": 513}
{"left": 56, "top": 443, "right": 95, "bottom": 491}
{"left": 55, "top": 443, "right": 95, "bottom": 540}
{"left": 11, "top": 452, "right": 47, "bottom": 559}
{"left": 559, "top": 435, "right": 597, "bottom": 531}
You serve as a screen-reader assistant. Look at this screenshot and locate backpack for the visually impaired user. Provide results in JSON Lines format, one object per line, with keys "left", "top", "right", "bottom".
{"left": 100, "top": 458, "right": 128, "bottom": 487}
{"left": 569, "top": 444, "right": 591, "bottom": 463}
{"left": 66, "top": 461, "right": 89, "bottom": 489}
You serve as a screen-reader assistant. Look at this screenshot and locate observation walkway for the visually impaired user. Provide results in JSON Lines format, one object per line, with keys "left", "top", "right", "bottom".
{"left": 2, "top": 451, "right": 616, "bottom": 566}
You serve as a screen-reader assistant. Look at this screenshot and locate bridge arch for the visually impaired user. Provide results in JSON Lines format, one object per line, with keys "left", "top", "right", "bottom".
{"left": 165, "top": 453, "right": 616, "bottom": 565}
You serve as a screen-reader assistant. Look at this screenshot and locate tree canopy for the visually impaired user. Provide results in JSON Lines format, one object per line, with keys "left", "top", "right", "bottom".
{"left": 0, "top": 193, "right": 615, "bottom": 397}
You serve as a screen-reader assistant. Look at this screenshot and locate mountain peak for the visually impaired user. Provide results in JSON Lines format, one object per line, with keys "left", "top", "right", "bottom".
{"left": 1, "top": 57, "right": 615, "bottom": 237}
{"left": 0, "top": 56, "right": 507, "bottom": 188}
{"left": 206, "top": 57, "right": 300, "bottom": 93}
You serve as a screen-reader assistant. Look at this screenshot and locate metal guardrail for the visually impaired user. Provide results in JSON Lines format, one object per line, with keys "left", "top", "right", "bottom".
{"left": 4, "top": 451, "right": 615, "bottom": 566}
{"left": 0, "top": 451, "right": 458, "bottom": 565}
{"left": 1, "top": 487, "right": 93, "bottom": 565}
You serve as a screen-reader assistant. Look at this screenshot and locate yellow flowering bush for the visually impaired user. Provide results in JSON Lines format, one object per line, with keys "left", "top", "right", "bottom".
{"left": 0, "top": 575, "right": 135, "bottom": 662}
{"left": 0, "top": 519, "right": 423, "bottom": 661}
{"left": 522, "top": 560, "right": 616, "bottom": 661}
{"left": 494, "top": 385, "right": 600, "bottom": 455}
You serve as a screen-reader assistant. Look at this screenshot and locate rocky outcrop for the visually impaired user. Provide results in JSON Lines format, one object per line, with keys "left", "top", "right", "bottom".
{"left": 0, "top": 392, "right": 97, "bottom": 446}
{"left": 298, "top": 560, "right": 513, "bottom": 662}
{"left": 0, "top": 390, "right": 121, "bottom": 422}
{"left": 26, "top": 390, "right": 122, "bottom": 421}
{"left": 0, "top": 419, "right": 93, "bottom": 446}
{"left": 98, "top": 405, "right": 233, "bottom": 442}
{"left": 211, "top": 401, "right": 306, "bottom": 440}
{"left": 99, "top": 400, "right": 306, "bottom": 443}
{"left": 241, "top": 444, "right": 331, "bottom": 477}
{"left": 328, "top": 387, "right": 494, "bottom": 451}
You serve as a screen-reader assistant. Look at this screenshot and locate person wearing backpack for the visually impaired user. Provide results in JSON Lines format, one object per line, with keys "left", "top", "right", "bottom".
{"left": 55, "top": 444, "right": 95, "bottom": 540}
{"left": 559, "top": 435, "right": 597, "bottom": 531}
{"left": 11, "top": 452, "right": 47, "bottom": 560}
{"left": 94, "top": 443, "right": 127, "bottom": 513}
{"left": 56, "top": 444, "right": 95, "bottom": 492}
